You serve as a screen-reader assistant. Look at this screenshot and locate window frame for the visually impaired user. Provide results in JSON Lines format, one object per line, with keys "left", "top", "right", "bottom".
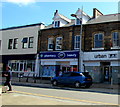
{"left": 13, "top": 38, "right": 18, "bottom": 49}
{"left": 48, "top": 38, "right": 54, "bottom": 51}
{"left": 75, "top": 18, "right": 82, "bottom": 25}
{"left": 112, "top": 32, "right": 120, "bottom": 47}
{"left": 94, "top": 33, "right": 104, "bottom": 48}
{"left": 74, "top": 35, "right": 80, "bottom": 50}
{"left": 22, "top": 37, "right": 28, "bottom": 49}
{"left": 28, "top": 37, "right": 34, "bottom": 48}
{"left": 8, "top": 39, "right": 13, "bottom": 49}
{"left": 54, "top": 21, "right": 60, "bottom": 28}
{"left": 56, "top": 37, "right": 62, "bottom": 50}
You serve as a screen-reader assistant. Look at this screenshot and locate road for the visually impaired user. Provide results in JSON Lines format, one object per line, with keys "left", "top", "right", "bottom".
{"left": 2, "top": 85, "right": 119, "bottom": 105}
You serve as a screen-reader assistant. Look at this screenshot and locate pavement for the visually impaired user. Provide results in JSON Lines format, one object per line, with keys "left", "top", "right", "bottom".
{"left": 1, "top": 77, "right": 120, "bottom": 95}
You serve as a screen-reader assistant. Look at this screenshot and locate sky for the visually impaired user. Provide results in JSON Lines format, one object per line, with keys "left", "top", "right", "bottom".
{"left": 0, "top": 1, "right": 119, "bottom": 29}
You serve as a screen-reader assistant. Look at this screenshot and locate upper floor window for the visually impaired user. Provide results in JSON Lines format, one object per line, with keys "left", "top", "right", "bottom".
{"left": 22, "top": 37, "right": 28, "bottom": 49}
{"left": 48, "top": 38, "right": 54, "bottom": 50}
{"left": 28, "top": 37, "right": 34, "bottom": 48}
{"left": 94, "top": 33, "right": 104, "bottom": 48}
{"left": 8, "top": 39, "right": 13, "bottom": 49}
{"left": 112, "top": 32, "right": 120, "bottom": 47}
{"left": 54, "top": 21, "right": 60, "bottom": 28}
{"left": 56, "top": 37, "right": 62, "bottom": 50}
{"left": 74, "top": 35, "right": 80, "bottom": 49}
{"left": 13, "top": 38, "right": 18, "bottom": 49}
{"left": 76, "top": 18, "right": 82, "bottom": 25}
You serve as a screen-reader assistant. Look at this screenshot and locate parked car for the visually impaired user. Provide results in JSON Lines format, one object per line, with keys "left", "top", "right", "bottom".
{"left": 51, "top": 72, "right": 92, "bottom": 88}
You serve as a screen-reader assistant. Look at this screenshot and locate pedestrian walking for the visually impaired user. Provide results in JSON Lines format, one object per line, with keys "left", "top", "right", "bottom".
{"left": 4, "top": 66, "right": 12, "bottom": 91}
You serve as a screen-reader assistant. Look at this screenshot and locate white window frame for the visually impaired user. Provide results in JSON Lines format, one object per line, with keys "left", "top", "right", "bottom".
{"left": 22, "top": 37, "right": 28, "bottom": 49}
{"left": 75, "top": 18, "right": 82, "bottom": 25}
{"left": 74, "top": 35, "right": 80, "bottom": 49}
{"left": 112, "top": 32, "right": 120, "bottom": 48}
{"left": 56, "top": 37, "right": 62, "bottom": 50}
{"left": 13, "top": 38, "right": 18, "bottom": 49}
{"left": 28, "top": 37, "right": 34, "bottom": 48}
{"left": 8, "top": 39, "right": 13, "bottom": 49}
{"left": 54, "top": 21, "right": 60, "bottom": 28}
{"left": 48, "top": 38, "right": 54, "bottom": 51}
{"left": 94, "top": 33, "right": 104, "bottom": 48}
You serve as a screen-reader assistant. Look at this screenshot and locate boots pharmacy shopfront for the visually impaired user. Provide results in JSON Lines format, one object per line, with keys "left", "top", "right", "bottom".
{"left": 84, "top": 51, "right": 120, "bottom": 84}
{"left": 39, "top": 51, "right": 79, "bottom": 77}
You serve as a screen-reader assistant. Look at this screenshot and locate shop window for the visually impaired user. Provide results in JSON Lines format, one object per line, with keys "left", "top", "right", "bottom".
{"left": 8, "top": 39, "right": 13, "bottom": 49}
{"left": 54, "top": 21, "right": 60, "bottom": 28}
{"left": 112, "top": 32, "right": 120, "bottom": 47}
{"left": 22, "top": 37, "right": 28, "bottom": 49}
{"left": 28, "top": 37, "right": 34, "bottom": 48}
{"left": 74, "top": 35, "right": 80, "bottom": 49}
{"left": 94, "top": 33, "right": 103, "bottom": 48}
{"left": 56, "top": 37, "right": 62, "bottom": 50}
{"left": 8, "top": 60, "right": 35, "bottom": 72}
{"left": 48, "top": 38, "right": 54, "bottom": 50}
{"left": 13, "top": 38, "right": 18, "bottom": 49}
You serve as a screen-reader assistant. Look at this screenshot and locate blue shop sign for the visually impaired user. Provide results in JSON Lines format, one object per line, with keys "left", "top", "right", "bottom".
{"left": 39, "top": 51, "right": 79, "bottom": 59}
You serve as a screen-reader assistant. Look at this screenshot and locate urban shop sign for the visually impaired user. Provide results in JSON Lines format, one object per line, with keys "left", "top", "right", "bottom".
{"left": 39, "top": 51, "right": 79, "bottom": 59}
{"left": 94, "top": 54, "right": 117, "bottom": 58}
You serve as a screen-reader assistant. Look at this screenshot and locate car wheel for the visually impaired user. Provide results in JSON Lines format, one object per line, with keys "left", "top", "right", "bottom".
{"left": 74, "top": 81, "right": 81, "bottom": 88}
{"left": 52, "top": 80, "right": 58, "bottom": 86}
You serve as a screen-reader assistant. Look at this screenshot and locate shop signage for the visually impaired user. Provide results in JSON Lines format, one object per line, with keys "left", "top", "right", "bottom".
{"left": 39, "top": 51, "right": 79, "bottom": 59}
{"left": 94, "top": 54, "right": 117, "bottom": 58}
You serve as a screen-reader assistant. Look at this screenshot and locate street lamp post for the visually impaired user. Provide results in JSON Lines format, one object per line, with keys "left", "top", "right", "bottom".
{"left": 71, "top": 8, "right": 83, "bottom": 72}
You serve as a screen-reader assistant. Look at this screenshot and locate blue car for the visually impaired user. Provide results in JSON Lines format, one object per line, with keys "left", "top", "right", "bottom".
{"left": 51, "top": 72, "right": 92, "bottom": 88}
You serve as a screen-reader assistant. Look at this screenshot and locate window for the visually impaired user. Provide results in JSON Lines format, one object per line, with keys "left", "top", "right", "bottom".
{"left": 28, "top": 37, "right": 34, "bottom": 48}
{"left": 48, "top": 38, "right": 54, "bottom": 50}
{"left": 74, "top": 36, "right": 80, "bottom": 49}
{"left": 8, "top": 39, "right": 13, "bottom": 49}
{"left": 22, "top": 37, "right": 28, "bottom": 49}
{"left": 76, "top": 18, "right": 82, "bottom": 25}
{"left": 71, "top": 72, "right": 82, "bottom": 76}
{"left": 56, "top": 37, "right": 62, "bottom": 50}
{"left": 13, "top": 38, "right": 18, "bottom": 49}
{"left": 54, "top": 21, "right": 60, "bottom": 28}
{"left": 94, "top": 33, "right": 103, "bottom": 48}
{"left": 62, "top": 72, "right": 71, "bottom": 77}
{"left": 112, "top": 32, "right": 120, "bottom": 47}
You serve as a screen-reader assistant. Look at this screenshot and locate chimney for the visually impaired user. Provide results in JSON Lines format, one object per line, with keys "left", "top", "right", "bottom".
{"left": 93, "top": 8, "right": 103, "bottom": 18}
{"left": 54, "top": 10, "right": 58, "bottom": 16}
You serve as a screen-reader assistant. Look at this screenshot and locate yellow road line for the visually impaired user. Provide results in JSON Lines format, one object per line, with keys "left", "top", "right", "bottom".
{"left": 14, "top": 86, "right": 118, "bottom": 96}
{"left": 13, "top": 90, "right": 119, "bottom": 105}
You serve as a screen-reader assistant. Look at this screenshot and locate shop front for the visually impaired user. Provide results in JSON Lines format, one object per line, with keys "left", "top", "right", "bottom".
{"left": 39, "top": 51, "right": 79, "bottom": 77}
{"left": 84, "top": 51, "right": 120, "bottom": 84}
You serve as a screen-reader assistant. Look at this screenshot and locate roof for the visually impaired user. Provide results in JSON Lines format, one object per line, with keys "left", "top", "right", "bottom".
{"left": 86, "top": 13, "right": 120, "bottom": 24}
{"left": 1, "top": 23, "right": 44, "bottom": 31}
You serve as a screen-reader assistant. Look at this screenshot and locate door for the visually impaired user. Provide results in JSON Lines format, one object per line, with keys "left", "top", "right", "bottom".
{"left": 104, "top": 66, "right": 110, "bottom": 82}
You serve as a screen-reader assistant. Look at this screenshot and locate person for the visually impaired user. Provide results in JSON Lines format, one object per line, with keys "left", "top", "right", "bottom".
{"left": 4, "top": 66, "right": 12, "bottom": 91}
{"left": 59, "top": 70, "right": 63, "bottom": 76}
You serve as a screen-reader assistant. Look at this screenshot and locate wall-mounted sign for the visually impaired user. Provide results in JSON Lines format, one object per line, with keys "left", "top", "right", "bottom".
{"left": 84, "top": 51, "right": 120, "bottom": 61}
{"left": 39, "top": 51, "right": 79, "bottom": 59}
{"left": 94, "top": 54, "right": 117, "bottom": 59}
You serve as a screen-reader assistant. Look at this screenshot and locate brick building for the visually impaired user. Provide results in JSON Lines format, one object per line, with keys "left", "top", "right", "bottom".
{"left": 38, "top": 8, "right": 120, "bottom": 84}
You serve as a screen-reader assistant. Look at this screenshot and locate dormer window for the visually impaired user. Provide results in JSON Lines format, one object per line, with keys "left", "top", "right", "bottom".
{"left": 76, "top": 18, "right": 82, "bottom": 25}
{"left": 54, "top": 21, "right": 60, "bottom": 28}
